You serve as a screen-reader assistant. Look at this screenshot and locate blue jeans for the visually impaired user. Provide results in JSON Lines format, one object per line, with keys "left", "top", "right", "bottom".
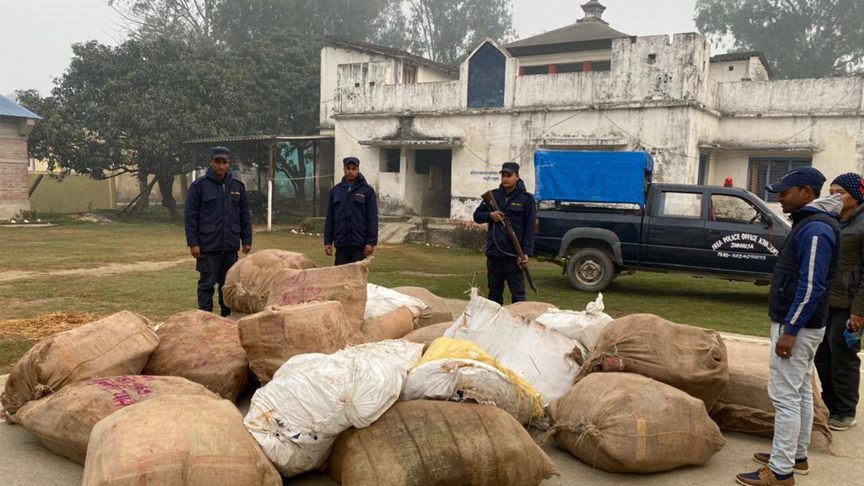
{"left": 768, "top": 323, "right": 825, "bottom": 475}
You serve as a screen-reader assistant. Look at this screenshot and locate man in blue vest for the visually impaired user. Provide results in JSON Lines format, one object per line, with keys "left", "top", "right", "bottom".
{"left": 324, "top": 157, "right": 378, "bottom": 265}
{"left": 473, "top": 162, "right": 536, "bottom": 305}
{"left": 184, "top": 146, "right": 252, "bottom": 317}
{"left": 737, "top": 167, "right": 842, "bottom": 486}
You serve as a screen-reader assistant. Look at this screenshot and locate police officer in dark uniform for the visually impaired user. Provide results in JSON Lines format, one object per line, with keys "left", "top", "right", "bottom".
{"left": 184, "top": 146, "right": 252, "bottom": 316}
{"left": 474, "top": 162, "right": 536, "bottom": 305}
{"left": 324, "top": 157, "right": 379, "bottom": 265}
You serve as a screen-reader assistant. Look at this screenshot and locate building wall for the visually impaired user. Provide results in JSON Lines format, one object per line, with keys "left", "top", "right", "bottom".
{"left": 320, "top": 46, "right": 457, "bottom": 133}
{"left": 417, "top": 65, "right": 456, "bottom": 83}
{"left": 710, "top": 60, "right": 750, "bottom": 82}
{"left": 29, "top": 173, "right": 115, "bottom": 213}
{"left": 0, "top": 117, "right": 31, "bottom": 220}
{"left": 329, "top": 33, "right": 864, "bottom": 221}
{"left": 716, "top": 77, "right": 863, "bottom": 115}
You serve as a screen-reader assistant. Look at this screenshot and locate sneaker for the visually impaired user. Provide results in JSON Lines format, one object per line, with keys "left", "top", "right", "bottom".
{"left": 752, "top": 453, "right": 809, "bottom": 475}
{"left": 828, "top": 415, "right": 857, "bottom": 431}
{"left": 736, "top": 466, "right": 795, "bottom": 486}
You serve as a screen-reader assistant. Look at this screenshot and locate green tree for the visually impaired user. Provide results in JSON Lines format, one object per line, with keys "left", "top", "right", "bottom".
{"left": 695, "top": 0, "right": 864, "bottom": 79}
{"left": 108, "top": 0, "right": 217, "bottom": 41}
{"left": 18, "top": 38, "right": 241, "bottom": 219}
{"left": 213, "top": 0, "right": 399, "bottom": 45}
{"left": 404, "top": 0, "right": 515, "bottom": 65}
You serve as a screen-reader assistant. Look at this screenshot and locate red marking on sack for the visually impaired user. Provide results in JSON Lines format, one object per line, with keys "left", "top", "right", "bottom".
{"left": 603, "top": 354, "right": 624, "bottom": 371}
{"left": 278, "top": 272, "right": 323, "bottom": 305}
{"left": 88, "top": 376, "right": 153, "bottom": 407}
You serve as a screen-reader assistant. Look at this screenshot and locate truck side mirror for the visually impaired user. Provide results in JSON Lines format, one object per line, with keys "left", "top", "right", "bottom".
{"left": 761, "top": 213, "right": 774, "bottom": 228}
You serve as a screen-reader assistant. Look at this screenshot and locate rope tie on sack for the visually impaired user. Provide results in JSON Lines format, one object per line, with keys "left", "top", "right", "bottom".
{"left": 538, "top": 420, "right": 601, "bottom": 447}
{"left": 33, "top": 383, "right": 53, "bottom": 400}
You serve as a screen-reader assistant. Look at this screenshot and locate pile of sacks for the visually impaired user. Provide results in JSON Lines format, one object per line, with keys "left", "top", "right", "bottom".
{"left": 1, "top": 249, "right": 563, "bottom": 486}
{"left": 1, "top": 247, "right": 832, "bottom": 484}
{"left": 0, "top": 310, "right": 282, "bottom": 485}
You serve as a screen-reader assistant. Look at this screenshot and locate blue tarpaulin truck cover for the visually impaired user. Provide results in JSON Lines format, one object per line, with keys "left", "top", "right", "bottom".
{"left": 534, "top": 150, "right": 654, "bottom": 205}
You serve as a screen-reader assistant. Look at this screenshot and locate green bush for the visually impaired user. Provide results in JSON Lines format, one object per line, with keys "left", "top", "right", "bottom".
{"left": 299, "top": 218, "right": 326, "bottom": 234}
{"left": 453, "top": 224, "right": 487, "bottom": 252}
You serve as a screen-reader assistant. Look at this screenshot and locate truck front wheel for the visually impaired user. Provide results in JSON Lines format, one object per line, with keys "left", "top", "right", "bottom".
{"left": 567, "top": 248, "right": 615, "bottom": 292}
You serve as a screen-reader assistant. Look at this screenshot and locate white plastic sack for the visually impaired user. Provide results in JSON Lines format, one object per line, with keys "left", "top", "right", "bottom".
{"left": 444, "top": 290, "right": 582, "bottom": 407}
{"left": 364, "top": 284, "right": 429, "bottom": 321}
{"left": 536, "top": 293, "right": 613, "bottom": 357}
{"left": 401, "top": 359, "right": 539, "bottom": 424}
{"left": 244, "top": 340, "right": 423, "bottom": 477}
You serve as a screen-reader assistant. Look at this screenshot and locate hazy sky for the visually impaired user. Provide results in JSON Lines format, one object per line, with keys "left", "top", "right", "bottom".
{"left": 0, "top": 0, "right": 701, "bottom": 96}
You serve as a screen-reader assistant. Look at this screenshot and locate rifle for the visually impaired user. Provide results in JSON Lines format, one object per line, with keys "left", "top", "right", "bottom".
{"left": 481, "top": 190, "right": 538, "bottom": 294}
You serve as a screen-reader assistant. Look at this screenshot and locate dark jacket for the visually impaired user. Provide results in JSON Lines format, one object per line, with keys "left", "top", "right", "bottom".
{"left": 829, "top": 203, "right": 864, "bottom": 313}
{"left": 324, "top": 173, "right": 379, "bottom": 248}
{"left": 473, "top": 179, "right": 536, "bottom": 258}
{"left": 768, "top": 195, "right": 842, "bottom": 335}
{"left": 184, "top": 168, "right": 252, "bottom": 253}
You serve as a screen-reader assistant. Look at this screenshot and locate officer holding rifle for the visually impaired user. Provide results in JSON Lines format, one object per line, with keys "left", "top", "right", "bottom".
{"left": 473, "top": 162, "right": 537, "bottom": 305}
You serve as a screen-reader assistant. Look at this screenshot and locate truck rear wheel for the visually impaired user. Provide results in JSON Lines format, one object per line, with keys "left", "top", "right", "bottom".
{"left": 567, "top": 248, "right": 615, "bottom": 292}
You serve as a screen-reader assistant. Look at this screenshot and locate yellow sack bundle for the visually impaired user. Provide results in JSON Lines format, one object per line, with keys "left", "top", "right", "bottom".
{"left": 401, "top": 337, "right": 543, "bottom": 424}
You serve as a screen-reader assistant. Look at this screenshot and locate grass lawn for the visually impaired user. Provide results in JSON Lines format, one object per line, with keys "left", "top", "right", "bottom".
{"left": 0, "top": 210, "right": 772, "bottom": 373}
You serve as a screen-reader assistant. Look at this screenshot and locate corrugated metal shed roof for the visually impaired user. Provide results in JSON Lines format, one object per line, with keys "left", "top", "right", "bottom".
{"left": 184, "top": 134, "right": 333, "bottom": 145}
{"left": 0, "top": 94, "right": 41, "bottom": 120}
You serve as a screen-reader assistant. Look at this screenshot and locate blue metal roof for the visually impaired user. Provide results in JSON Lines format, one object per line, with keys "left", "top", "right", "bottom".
{"left": 0, "top": 94, "right": 41, "bottom": 120}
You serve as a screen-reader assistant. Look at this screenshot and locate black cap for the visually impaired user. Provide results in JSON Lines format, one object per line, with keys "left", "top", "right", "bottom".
{"left": 211, "top": 146, "right": 230, "bottom": 160}
{"left": 343, "top": 156, "right": 360, "bottom": 167}
{"left": 501, "top": 162, "right": 520, "bottom": 174}
{"left": 766, "top": 166, "right": 826, "bottom": 194}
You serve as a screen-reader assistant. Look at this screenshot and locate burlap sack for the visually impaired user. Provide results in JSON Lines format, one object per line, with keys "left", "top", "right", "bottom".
{"left": 223, "top": 249, "right": 317, "bottom": 314}
{"left": 328, "top": 400, "right": 560, "bottom": 486}
{"left": 402, "top": 321, "right": 453, "bottom": 350}
{"left": 392, "top": 286, "right": 453, "bottom": 327}
{"left": 709, "top": 338, "right": 832, "bottom": 446}
{"left": 504, "top": 301, "right": 558, "bottom": 321}
{"left": 238, "top": 301, "right": 362, "bottom": 383}
{"left": 546, "top": 373, "right": 726, "bottom": 473}
{"left": 83, "top": 395, "right": 281, "bottom": 486}
{"left": 267, "top": 259, "right": 369, "bottom": 330}
{"left": 142, "top": 310, "right": 249, "bottom": 401}
{"left": 14, "top": 376, "right": 217, "bottom": 465}
{"left": 361, "top": 306, "right": 415, "bottom": 342}
{"left": 574, "top": 313, "right": 729, "bottom": 409}
{"left": 1, "top": 310, "right": 158, "bottom": 419}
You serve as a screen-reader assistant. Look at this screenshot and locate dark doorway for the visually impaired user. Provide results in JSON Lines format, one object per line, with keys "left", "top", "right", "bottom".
{"left": 412, "top": 150, "right": 452, "bottom": 217}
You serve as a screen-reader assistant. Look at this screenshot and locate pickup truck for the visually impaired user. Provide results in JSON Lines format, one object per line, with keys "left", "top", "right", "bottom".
{"left": 533, "top": 152, "right": 790, "bottom": 292}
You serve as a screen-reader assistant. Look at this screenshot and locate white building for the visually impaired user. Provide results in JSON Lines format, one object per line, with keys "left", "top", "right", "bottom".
{"left": 320, "top": 1, "right": 864, "bottom": 219}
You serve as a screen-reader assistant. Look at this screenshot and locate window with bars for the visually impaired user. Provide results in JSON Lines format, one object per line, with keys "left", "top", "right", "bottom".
{"left": 698, "top": 154, "right": 708, "bottom": 185}
{"left": 748, "top": 157, "right": 813, "bottom": 202}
